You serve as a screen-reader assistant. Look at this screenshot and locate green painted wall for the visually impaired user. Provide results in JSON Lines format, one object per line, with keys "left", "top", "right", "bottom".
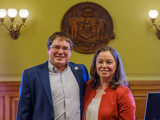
{"left": 0, "top": 0, "right": 160, "bottom": 81}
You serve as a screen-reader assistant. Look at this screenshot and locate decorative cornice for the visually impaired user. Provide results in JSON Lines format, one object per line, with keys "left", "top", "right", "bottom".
{"left": 126, "top": 73, "right": 160, "bottom": 77}
{"left": 0, "top": 72, "right": 160, "bottom": 77}
{"left": 0, "top": 74, "right": 22, "bottom": 77}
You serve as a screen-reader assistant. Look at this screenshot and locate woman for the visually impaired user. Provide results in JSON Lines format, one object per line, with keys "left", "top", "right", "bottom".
{"left": 82, "top": 46, "right": 136, "bottom": 120}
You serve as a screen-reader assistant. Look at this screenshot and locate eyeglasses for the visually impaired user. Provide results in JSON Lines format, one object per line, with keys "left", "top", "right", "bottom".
{"left": 49, "top": 46, "right": 71, "bottom": 52}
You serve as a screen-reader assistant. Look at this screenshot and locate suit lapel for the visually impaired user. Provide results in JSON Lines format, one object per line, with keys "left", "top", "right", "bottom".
{"left": 38, "top": 61, "right": 53, "bottom": 107}
{"left": 69, "top": 63, "right": 82, "bottom": 87}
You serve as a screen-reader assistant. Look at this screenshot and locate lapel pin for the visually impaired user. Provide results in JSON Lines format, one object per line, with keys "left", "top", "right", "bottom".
{"left": 75, "top": 66, "right": 78, "bottom": 70}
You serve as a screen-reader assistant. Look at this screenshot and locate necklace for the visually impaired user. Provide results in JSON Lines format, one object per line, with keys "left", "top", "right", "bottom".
{"left": 98, "top": 86, "right": 106, "bottom": 90}
{"left": 98, "top": 87, "right": 103, "bottom": 89}
{"left": 98, "top": 83, "right": 108, "bottom": 90}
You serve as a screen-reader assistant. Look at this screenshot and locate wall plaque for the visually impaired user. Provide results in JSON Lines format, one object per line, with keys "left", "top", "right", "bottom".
{"left": 61, "top": 2, "right": 115, "bottom": 53}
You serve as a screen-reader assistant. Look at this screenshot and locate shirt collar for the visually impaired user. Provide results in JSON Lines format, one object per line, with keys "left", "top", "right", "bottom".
{"left": 48, "top": 60, "right": 69, "bottom": 73}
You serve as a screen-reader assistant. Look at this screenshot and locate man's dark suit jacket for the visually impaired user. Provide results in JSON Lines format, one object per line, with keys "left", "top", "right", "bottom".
{"left": 16, "top": 61, "right": 90, "bottom": 120}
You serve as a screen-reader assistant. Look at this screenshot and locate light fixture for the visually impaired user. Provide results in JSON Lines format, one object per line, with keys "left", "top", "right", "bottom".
{"left": 0, "top": 8, "right": 29, "bottom": 40}
{"left": 148, "top": 10, "right": 160, "bottom": 39}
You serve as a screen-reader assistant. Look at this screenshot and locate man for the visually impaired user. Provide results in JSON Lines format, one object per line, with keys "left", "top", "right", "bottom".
{"left": 16, "top": 31, "right": 90, "bottom": 120}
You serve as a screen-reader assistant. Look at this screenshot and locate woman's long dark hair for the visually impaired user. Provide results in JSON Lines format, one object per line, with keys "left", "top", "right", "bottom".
{"left": 90, "top": 46, "right": 128, "bottom": 90}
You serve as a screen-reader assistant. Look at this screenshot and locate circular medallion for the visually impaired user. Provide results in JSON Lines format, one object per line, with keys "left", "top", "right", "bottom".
{"left": 61, "top": 2, "right": 115, "bottom": 53}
